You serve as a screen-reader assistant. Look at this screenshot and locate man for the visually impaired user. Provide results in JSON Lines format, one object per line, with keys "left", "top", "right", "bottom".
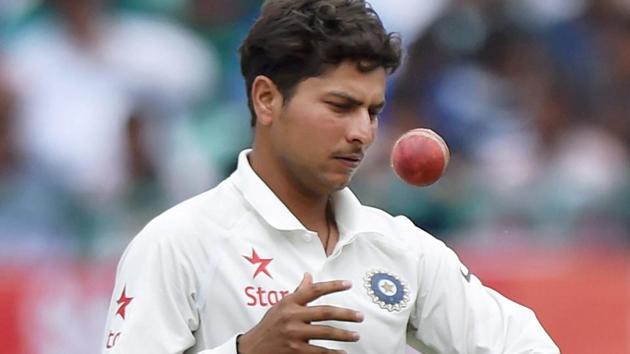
{"left": 102, "top": 1, "right": 560, "bottom": 353}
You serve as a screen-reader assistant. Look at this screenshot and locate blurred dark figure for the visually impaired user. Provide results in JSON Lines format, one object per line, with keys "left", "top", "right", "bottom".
{"left": 122, "top": 107, "right": 166, "bottom": 217}
{"left": 0, "top": 55, "right": 84, "bottom": 260}
{"left": 0, "top": 62, "right": 17, "bottom": 175}
{"left": 587, "top": 2, "right": 630, "bottom": 240}
{"left": 592, "top": 4, "right": 630, "bottom": 149}
{"left": 46, "top": 0, "right": 107, "bottom": 46}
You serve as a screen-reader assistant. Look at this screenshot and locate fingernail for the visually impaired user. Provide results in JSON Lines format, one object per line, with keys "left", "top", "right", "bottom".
{"left": 355, "top": 311, "right": 364, "bottom": 321}
{"left": 352, "top": 331, "right": 360, "bottom": 340}
{"left": 342, "top": 280, "right": 352, "bottom": 288}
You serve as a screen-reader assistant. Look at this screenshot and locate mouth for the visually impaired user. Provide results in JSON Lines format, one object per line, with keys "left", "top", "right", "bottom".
{"left": 333, "top": 153, "right": 364, "bottom": 169}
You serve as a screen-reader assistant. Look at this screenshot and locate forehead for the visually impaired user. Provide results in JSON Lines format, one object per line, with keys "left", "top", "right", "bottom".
{"left": 296, "top": 61, "right": 387, "bottom": 101}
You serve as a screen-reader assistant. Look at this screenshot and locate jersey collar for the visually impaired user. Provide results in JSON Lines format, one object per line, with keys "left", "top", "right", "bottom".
{"left": 332, "top": 188, "right": 384, "bottom": 237}
{"left": 231, "top": 149, "right": 383, "bottom": 236}
{"left": 231, "top": 149, "right": 306, "bottom": 231}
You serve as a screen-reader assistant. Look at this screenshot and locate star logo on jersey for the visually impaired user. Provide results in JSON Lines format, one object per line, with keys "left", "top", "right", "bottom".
{"left": 364, "top": 269, "right": 409, "bottom": 312}
{"left": 243, "top": 248, "right": 273, "bottom": 279}
{"left": 115, "top": 286, "right": 134, "bottom": 319}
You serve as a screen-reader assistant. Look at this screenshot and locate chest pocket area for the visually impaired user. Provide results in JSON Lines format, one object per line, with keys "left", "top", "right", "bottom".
{"left": 363, "top": 269, "right": 413, "bottom": 319}
{"left": 342, "top": 269, "right": 415, "bottom": 352}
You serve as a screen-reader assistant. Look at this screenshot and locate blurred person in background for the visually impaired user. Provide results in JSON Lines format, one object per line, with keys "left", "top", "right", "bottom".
{"left": 0, "top": 52, "right": 84, "bottom": 260}
{"left": 4, "top": 0, "right": 219, "bottom": 255}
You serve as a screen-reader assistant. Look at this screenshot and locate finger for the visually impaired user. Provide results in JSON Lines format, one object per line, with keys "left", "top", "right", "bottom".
{"left": 294, "top": 272, "right": 313, "bottom": 292}
{"left": 303, "top": 305, "right": 364, "bottom": 323}
{"left": 290, "top": 279, "right": 352, "bottom": 305}
{"left": 301, "top": 323, "right": 360, "bottom": 342}
{"left": 291, "top": 341, "right": 349, "bottom": 354}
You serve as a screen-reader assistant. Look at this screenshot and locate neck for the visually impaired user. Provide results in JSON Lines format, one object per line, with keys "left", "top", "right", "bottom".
{"left": 249, "top": 145, "right": 339, "bottom": 255}
{"left": 249, "top": 147, "right": 330, "bottom": 230}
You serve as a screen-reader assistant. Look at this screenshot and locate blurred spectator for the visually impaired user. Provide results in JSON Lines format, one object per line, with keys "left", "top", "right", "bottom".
{"left": 4, "top": 0, "right": 220, "bottom": 256}
{"left": 0, "top": 53, "right": 84, "bottom": 261}
{"left": 8, "top": 0, "right": 217, "bottom": 198}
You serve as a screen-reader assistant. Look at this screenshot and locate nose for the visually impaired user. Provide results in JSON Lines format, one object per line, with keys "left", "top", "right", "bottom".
{"left": 346, "top": 109, "right": 376, "bottom": 146}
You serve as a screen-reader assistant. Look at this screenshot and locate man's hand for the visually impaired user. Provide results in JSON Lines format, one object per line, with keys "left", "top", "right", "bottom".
{"left": 237, "top": 273, "right": 363, "bottom": 354}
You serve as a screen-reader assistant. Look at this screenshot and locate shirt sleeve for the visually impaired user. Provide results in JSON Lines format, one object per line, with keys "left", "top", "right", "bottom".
{"left": 195, "top": 335, "right": 239, "bottom": 354}
{"left": 408, "top": 237, "right": 560, "bottom": 353}
{"left": 101, "top": 223, "right": 239, "bottom": 354}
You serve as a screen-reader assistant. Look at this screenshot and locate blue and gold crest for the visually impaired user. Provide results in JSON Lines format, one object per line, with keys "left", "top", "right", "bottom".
{"left": 364, "top": 269, "right": 409, "bottom": 312}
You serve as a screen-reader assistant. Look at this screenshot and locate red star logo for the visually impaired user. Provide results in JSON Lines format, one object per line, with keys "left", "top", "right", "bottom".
{"left": 115, "top": 286, "right": 134, "bottom": 320}
{"left": 243, "top": 248, "right": 273, "bottom": 279}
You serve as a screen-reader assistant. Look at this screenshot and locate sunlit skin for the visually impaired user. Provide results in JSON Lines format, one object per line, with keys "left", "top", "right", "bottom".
{"left": 249, "top": 61, "right": 386, "bottom": 251}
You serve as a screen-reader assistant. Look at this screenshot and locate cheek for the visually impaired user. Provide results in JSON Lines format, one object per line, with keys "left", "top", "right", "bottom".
{"left": 296, "top": 109, "right": 341, "bottom": 141}
{"left": 370, "top": 120, "right": 379, "bottom": 141}
{"left": 281, "top": 104, "right": 346, "bottom": 154}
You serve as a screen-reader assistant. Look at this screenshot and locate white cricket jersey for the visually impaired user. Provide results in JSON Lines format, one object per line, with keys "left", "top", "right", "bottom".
{"left": 102, "top": 149, "right": 559, "bottom": 354}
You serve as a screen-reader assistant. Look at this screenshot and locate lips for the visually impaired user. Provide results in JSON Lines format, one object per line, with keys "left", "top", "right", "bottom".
{"left": 334, "top": 153, "right": 364, "bottom": 168}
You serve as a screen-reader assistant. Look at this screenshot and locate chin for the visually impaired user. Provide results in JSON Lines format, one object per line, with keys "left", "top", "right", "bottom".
{"left": 329, "top": 176, "right": 352, "bottom": 191}
{"left": 317, "top": 170, "right": 355, "bottom": 193}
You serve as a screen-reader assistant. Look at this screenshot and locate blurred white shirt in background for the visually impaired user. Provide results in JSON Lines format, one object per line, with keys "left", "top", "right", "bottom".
{"left": 6, "top": 11, "right": 217, "bottom": 205}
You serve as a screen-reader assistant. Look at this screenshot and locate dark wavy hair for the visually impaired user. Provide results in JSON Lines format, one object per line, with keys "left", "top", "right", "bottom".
{"left": 240, "top": 0, "right": 403, "bottom": 126}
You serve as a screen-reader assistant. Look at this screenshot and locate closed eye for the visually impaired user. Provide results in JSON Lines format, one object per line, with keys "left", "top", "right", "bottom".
{"left": 326, "top": 102, "right": 381, "bottom": 123}
{"left": 326, "top": 102, "right": 353, "bottom": 113}
{"left": 369, "top": 109, "right": 382, "bottom": 119}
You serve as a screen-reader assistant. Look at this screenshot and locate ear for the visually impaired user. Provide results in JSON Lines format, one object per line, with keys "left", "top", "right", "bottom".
{"left": 251, "top": 76, "right": 282, "bottom": 126}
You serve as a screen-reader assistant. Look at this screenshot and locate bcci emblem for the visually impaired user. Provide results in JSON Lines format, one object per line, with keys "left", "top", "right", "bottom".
{"left": 364, "top": 269, "right": 409, "bottom": 312}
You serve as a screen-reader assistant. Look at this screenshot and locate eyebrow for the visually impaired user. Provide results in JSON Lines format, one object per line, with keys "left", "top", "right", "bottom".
{"left": 326, "top": 91, "right": 386, "bottom": 111}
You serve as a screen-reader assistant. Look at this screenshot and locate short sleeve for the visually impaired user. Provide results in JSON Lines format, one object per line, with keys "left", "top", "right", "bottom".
{"left": 408, "top": 237, "right": 560, "bottom": 353}
{"left": 101, "top": 226, "right": 200, "bottom": 353}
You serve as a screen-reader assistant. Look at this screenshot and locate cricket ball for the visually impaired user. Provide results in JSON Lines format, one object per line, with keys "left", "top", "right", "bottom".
{"left": 390, "top": 128, "right": 450, "bottom": 186}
